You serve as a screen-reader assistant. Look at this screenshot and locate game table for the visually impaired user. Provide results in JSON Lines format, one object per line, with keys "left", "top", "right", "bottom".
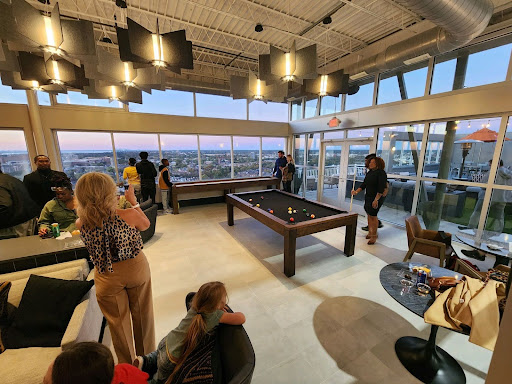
{"left": 226, "top": 189, "right": 358, "bottom": 277}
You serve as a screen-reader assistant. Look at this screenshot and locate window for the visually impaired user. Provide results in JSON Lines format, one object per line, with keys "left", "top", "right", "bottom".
{"left": 304, "top": 98, "right": 318, "bottom": 119}
{"left": 249, "top": 101, "right": 288, "bottom": 122}
{"left": 424, "top": 117, "right": 502, "bottom": 181}
{"left": 37, "top": 91, "right": 51, "bottom": 106}
{"left": 233, "top": 136, "right": 260, "bottom": 178}
{"left": 56, "top": 91, "right": 122, "bottom": 108}
{"left": 160, "top": 134, "right": 199, "bottom": 181}
{"left": 377, "top": 125, "right": 424, "bottom": 176}
{"left": 484, "top": 188, "right": 512, "bottom": 235}
{"left": 56, "top": 131, "right": 116, "bottom": 184}
{"left": 324, "top": 131, "right": 344, "bottom": 140}
{"left": 347, "top": 128, "right": 374, "bottom": 139}
{"left": 320, "top": 96, "right": 341, "bottom": 115}
{"left": 0, "top": 129, "right": 31, "bottom": 180}
{"left": 294, "top": 135, "right": 305, "bottom": 165}
{"left": 378, "top": 65, "right": 428, "bottom": 105}
{"left": 129, "top": 89, "right": 194, "bottom": 116}
{"left": 113, "top": 133, "right": 160, "bottom": 181}
{"left": 290, "top": 99, "right": 302, "bottom": 121}
{"left": 199, "top": 135, "right": 232, "bottom": 180}
{"left": 430, "top": 58, "right": 457, "bottom": 95}
{"left": 0, "top": 82, "right": 28, "bottom": 104}
{"left": 195, "top": 93, "right": 246, "bottom": 120}
{"left": 305, "top": 133, "right": 320, "bottom": 200}
{"left": 345, "top": 81, "right": 374, "bottom": 111}
{"left": 495, "top": 116, "right": 512, "bottom": 186}
{"left": 464, "top": 44, "right": 512, "bottom": 88}
{"left": 262, "top": 137, "right": 286, "bottom": 177}
{"left": 306, "top": 134, "right": 320, "bottom": 167}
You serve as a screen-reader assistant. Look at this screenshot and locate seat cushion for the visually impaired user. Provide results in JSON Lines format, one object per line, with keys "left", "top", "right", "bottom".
{"left": 4, "top": 275, "right": 93, "bottom": 349}
{"left": 0, "top": 259, "right": 89, "bottom": 283}
{"left": 0, "top": 347, "right": 61, "bottom": 384}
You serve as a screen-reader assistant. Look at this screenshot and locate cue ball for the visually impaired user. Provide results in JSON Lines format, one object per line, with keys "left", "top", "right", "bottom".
{"left": 249, "top": 199, "right": 253, "bottom": 202}
{"left": 289, "top": 218, "right": 294, "bottom": 222}
{"left": 256, "top": 204, "right": 260, "bottom": 207}
{"left": 293, "top": 210, "right": 297, "bottom": 213}
{"left": 306, "top": 213, "right": 310, "bottom": 217}
{"left": 310, "top": 214, "right": 316, "bottom": 219}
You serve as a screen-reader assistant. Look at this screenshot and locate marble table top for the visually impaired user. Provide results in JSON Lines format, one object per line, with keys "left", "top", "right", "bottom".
{"left": 0, "top": 234, "right": 85, "bottom": 262}
{"left": 380, "top": 262, "right": 460, "bottom": 318}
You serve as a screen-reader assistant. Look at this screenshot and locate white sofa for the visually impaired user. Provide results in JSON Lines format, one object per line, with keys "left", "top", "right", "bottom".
{"left": 0, "top": 259, "right": 103, "bottom": 384}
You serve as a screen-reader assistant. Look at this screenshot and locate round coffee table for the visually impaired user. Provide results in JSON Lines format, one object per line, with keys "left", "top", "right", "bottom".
{"left": 380, "top": 262, "right": 466, "bottom": 384}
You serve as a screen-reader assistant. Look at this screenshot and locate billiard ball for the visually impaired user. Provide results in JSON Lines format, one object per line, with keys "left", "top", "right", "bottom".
{"left": 306, "top": 213, "right": 310, "bottom": 217}
{"left": 288, "top": 207, "right": 292, "bottom": 210}
{"left": 303, "top": 209, "right": 307, "bottom": 212}
{"left": 261, "top": 196, "right": 264, "bottom": 199}
{"left": 249, "top": 198, "right": 253, "bottom": 202}
{"left": 289, "top": 217, "right": 295, "bottom": 222}
{"left": 269, "top": 210, "right": 274, "bottom": 214}
{"left": 310, "top": 214, "right": 316, "bottom": 219}
{"left": 267, "top": 208, "right": 271, "bottom": 212}
{"left": 256, "top": 204, "right": 260, "bottom": 207}
{"left": 293, "top": 210, "right": 297, "bottom": 213}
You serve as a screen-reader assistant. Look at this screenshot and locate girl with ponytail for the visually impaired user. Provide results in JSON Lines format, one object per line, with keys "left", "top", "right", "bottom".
{"left": 133, "top": 282, "right": 246, "bottom": 384}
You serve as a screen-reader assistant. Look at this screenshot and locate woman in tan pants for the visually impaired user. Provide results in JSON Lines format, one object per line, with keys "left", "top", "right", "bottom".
{"left": 75, "top": 172, "right": 155, "bottom": 364}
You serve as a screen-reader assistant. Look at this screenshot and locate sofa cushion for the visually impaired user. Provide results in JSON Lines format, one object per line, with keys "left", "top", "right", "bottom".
{"left": 8, "top": 266, "right": 84, "bottom": 308}
{"left": 0, "top": 346, "right": 61, "bottom": 384}
{"left": 0, "top": 282, "right": 12, "bottom": 326}
{"left": 0, "top": 259, "right": 89, "bottom": 283}
{"left": 4, "top": 275, "right": 93, "bottom": 349}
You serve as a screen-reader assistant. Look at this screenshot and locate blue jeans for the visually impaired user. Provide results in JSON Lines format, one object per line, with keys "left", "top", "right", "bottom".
{"left": 142, "top": 337, "right": 176, "bottom": 384}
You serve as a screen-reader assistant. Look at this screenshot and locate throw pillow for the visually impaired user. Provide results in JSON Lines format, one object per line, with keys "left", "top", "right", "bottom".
{"left": 4, "top": 275, "right": 93, "bottom": 349}
{"left": 0, "top": 281, "right": 13, "bottom": 355}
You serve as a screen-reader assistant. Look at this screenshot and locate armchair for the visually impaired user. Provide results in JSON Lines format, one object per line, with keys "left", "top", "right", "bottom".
{"left": 403, "top": 216, "right": 452, "bottom": 267}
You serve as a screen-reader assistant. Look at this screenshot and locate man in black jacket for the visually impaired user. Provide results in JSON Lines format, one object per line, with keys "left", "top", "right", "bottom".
{"left": 136, "top": 151, "right": 157, "bottom": 204}
{"left": 0, "top": 168, "right": 40, "bottom": 239}
{"left": 23, "top": 155, "right": 69, "bottom": 211}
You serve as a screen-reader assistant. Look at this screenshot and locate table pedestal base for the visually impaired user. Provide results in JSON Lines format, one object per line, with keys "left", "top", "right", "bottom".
{"left": 395, "top": 326, "right": 465, "bottom": 384}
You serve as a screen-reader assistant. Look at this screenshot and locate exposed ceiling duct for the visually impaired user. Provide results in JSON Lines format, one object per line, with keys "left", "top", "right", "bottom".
{"left": 345, "top": 0, "right": 494, "bottom": 77}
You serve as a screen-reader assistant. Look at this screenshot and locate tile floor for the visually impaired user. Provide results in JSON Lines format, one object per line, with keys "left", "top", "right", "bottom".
{"left": 110, "top": 203, "right": 495, "bottom": 383}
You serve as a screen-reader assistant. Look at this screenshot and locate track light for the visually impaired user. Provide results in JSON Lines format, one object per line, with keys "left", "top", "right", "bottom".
{"left": 323, "top": 16, "right": 332, "bottom": 25}
{"left": 255, "top": 24, "right": 263, "bottom": 33}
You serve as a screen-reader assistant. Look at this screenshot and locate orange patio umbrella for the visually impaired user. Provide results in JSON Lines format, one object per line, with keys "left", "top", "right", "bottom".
{"left": 459, "top": 127, "right": 510, "bottom": 142}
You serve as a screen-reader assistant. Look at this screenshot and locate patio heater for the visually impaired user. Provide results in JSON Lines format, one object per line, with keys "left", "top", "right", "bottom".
{"left": 454, "top": 139, "right": 482, "bottom": 179}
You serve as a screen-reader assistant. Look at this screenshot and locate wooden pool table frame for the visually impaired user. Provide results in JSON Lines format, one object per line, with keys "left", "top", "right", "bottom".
{"left": 226, "top": 190, "right": 358, "bottom": 277}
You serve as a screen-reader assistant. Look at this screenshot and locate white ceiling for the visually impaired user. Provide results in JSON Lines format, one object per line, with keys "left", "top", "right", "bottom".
{"left": 24, "top": 0, "right": 512, "bottom": 92}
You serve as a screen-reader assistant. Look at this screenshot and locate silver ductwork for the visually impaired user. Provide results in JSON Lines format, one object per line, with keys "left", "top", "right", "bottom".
{"left": 345, "top": 0, "right": 494, "bottom": 76}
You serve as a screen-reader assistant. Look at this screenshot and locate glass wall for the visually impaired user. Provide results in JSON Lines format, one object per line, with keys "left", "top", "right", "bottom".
{"left": 129, "top": 90, "right": 194, "bottom": 116}
{"left": 377, "top": 63, "right": 428, "bottom": 104}
{"left": 324, "top": 131, "right": 345, "bottom": 140}
{"left": 37, "top": 91, "right": 51, "bottom": 106}
{"left": 345, "top": 80, "right": 374, "bottom": 111}
{"left": 347, "top": 128, "right": 374, "bottom": 139}
{"left": 320, "top": 96, "right": 341, "bottom": 115}
{"left": 377, "top": 124, "right": 424, "bottom": 176}
{"left": 464, "top": 43, "right": 512, "bottom": 88}
{"left": 249, "top": 101, "right": 288, "bottom": 122}
{"left": 56, "top": 131, "right": 116, "bottom": 184}
{"left": 305, "top": 133, "right": 321, "bottom": 200}
{"left": 262, "top": 137, "right": 286, "bottom": 176}
{"left": 0, "top": 83, "right": 28, "bottom": 104}
{"left": 56, "top": 91, "right": 122, "bottom": 108}
{"left": 199, "top": 135, "right": 232, "bottom": 180}
{"left": 0, "top": 129, "right": 31, "bottom": 180}
{"left": 195, "top": 93, "right": 246, "bottom": 120}
{"left": 430, "top": 57, "right": 457, "bottom": 95}
{"left": 304, "top": 98, "right": 318, "bottom": 119}
{"left": 113, "top": 133, "right": 160, "bottom": 180}
{"left": 233, "top": 136, "right": 260, "bottom": 178}
{"left": 160, "top": 134, "right": 199, "bottom": 182}
{"left": 290, "top": 99, "right": 302, "bottom": 121}
{"left": 293, "top": 135, "right": 306, "bottom": 195}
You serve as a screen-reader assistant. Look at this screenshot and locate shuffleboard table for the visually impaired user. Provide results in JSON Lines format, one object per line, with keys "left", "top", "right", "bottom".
{"left": 226, "top": 189, "right": 358, "bottom": 277}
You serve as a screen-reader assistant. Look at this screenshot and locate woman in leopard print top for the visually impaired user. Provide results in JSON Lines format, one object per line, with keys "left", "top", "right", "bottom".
{"left": 75, "top": 172, "right": 155, "bottom": 364}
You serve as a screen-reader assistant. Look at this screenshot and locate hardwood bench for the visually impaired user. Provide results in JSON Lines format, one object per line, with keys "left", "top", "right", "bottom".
{"left": 171, "top": 177, "right": 280, "bottom": 214}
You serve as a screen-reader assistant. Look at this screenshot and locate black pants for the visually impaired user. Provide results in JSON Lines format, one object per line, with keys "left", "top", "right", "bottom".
{"left": 141, "top": 184, "right": 156, "bottom": 204}
{"left": 283, "top": 180, "right": 292, "bottom": 193}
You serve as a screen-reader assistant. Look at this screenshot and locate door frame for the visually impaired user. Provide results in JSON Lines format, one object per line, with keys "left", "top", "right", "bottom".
{"left": 319, "top": 137, "right": 373, "bottom": 209}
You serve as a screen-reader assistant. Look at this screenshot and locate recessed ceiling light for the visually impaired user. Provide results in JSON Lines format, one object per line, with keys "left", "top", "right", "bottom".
{"left": 255, "top": 24, "right": 263, "bottom": 33}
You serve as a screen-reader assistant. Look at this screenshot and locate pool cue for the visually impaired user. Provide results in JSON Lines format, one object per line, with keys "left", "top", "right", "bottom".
{"left": 349, "top": 168, "right": 357, "bottom": 212}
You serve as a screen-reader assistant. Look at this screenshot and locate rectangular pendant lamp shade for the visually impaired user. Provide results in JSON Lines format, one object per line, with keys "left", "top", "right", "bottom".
{"left": 230, "top": 72, "right": 288, "bottom": 102}
{"left": 267, "top": 41, "right": 317, "bottom": 84}
{"left": 304, "top": 69, "right": 349, "bottom": 96}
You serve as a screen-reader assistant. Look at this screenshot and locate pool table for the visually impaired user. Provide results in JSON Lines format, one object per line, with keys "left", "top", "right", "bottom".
{"left": 226, "top": 190, "right": 358, "bottom": 277}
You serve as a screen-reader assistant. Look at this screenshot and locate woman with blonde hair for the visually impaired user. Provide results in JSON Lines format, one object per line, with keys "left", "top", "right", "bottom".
{"left": 75, "top": 172, "right": 155, "bottom": 364}
{"left": 280, "top": 154, "right": 296, "bottom": 193}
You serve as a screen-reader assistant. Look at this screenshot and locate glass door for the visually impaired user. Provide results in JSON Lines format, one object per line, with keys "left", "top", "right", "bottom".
{"left": 320, "top": 141, "right": 370, "bottom": 213}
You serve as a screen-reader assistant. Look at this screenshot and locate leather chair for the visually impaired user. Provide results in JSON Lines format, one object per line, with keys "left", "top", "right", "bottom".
{"left": 185, "top": 293, "right": 255, "bottom": 384}
{"left": 139, "top": 199, "right": 158, "bottom": 243}
{"left": 403, "top": 216, "right": 452, "bottom": 267}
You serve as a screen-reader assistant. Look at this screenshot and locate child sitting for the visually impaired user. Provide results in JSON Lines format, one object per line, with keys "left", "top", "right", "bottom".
{"left": 134, "top": 281, "right": 246, "bottom": 384}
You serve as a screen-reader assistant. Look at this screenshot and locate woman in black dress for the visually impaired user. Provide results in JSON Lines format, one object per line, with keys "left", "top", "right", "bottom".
{"left": 351, "top": 157, "right": 387, "bottom": 244}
